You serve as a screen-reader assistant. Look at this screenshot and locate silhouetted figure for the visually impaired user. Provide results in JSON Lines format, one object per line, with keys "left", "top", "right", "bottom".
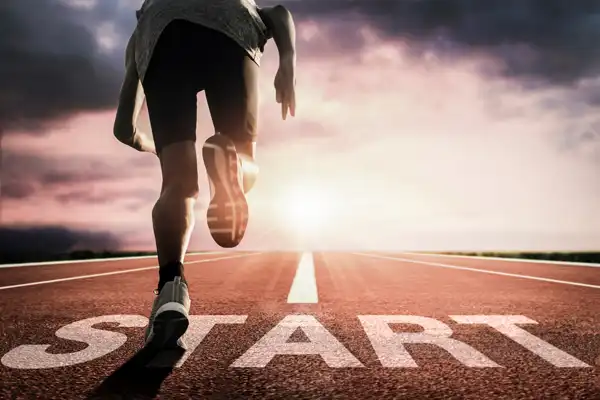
{"left": 113, "top": 0, "right": 297, "bottom": 351}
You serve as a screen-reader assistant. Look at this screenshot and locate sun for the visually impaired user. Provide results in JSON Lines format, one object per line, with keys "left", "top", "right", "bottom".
{"left": 279, "top": 184, "right": 334, "bottom": 233}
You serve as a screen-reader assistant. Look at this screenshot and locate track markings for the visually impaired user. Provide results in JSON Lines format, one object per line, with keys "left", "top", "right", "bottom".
{"left": 1, "top": 314, "right": 592, "bottom": 370}
{"left": 287, "top": 252, "right": 318, "bottom": 303}
{"left": 354, "top": 253, "right": 600, "bottom": 289}
{"left": 0, "top": 251, "right": 227, "bottom": 269}
{"left": 0, "top": 253, "right": 262, "bottom": 291}
{"left": 399, "top": 252, "right": 600, "bottom": 268}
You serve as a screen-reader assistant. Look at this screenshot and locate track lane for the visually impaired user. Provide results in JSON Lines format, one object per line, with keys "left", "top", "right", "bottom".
{"left": 0, "top": 252, "right": 303, "bottom": 400}
{"left": 0, "top": 252, "right": 597, "bottom": 399}
{"left": 390, "top": 252, "right": 600, "bottom": 286}
{"left": 312, "top": 253, "right": 600, "bottom": 398}
{"left": 0, "top": 252, "right": 234, "bottom": 287}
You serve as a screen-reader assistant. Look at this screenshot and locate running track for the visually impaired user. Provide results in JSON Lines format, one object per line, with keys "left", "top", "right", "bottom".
{"left": 0, "top": 252, "right": 598, "bottom": 399}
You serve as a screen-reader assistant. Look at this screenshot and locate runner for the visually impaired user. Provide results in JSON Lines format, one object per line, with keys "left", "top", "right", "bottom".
{"left": 113, "top": 0, "right": 297, "bottom": 350}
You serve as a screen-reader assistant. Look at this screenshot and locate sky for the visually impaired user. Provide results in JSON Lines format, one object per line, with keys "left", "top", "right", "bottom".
{"left": 1, "top": 0, "right": 600, "bottom": 254}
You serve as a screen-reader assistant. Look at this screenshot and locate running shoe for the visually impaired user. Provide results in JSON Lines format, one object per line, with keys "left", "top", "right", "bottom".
{"left": 202, "top": 134, "right": 249, "bottom": 248}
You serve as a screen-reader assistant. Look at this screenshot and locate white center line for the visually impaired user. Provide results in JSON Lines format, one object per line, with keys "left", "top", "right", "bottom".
{"left": 353, "top": 253, "right": 600, "bottom": 290}
{"left": 287, "top": 252, "right": 319, "bottom": 303}
{"left": 0, "top": 253, "right": 262, "bottom": 291}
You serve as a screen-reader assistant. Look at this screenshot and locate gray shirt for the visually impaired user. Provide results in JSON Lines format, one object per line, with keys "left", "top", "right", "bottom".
{"left": 135, "top": 0, "right": 271, "bottom": 81}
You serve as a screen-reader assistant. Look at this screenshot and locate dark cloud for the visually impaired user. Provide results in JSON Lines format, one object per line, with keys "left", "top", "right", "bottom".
{"left": 0, "top": 149, "right": 157, "bottom": 200}
{"left": 572, "top": 79, "right": 600, "bottom": 106}
{"left": 1, "top": 181, "right": 36, "bottom": 199}
{"left": 560, "top": 122, "right": 600, "bottom": 162}
{"left": 0, "top": 225, "right": 121, "bottom": 254}
{"left": 2, "top": 0, "right": 599, "bottom": 136}
{"left": 55, "top": 187, "right": 157, "bottom": 204}
{"left": 278, "top": 0, "right": 600, "bottom": 85}
{"left": 0, "top": 0, "right": 133, "bottom": 134}
{"left": 1, "top": 151, "right": 115, "bottom": 198}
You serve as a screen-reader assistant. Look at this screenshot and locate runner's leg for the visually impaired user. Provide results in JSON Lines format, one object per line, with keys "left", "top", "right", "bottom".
{"left": 201, "top": 32, "right": 259, "bottom": 248}
{"left": 140, "top": 20, "right": 203, "bottom": 349}
{"left": 205, "top": 41, "right": 260, "bottom": 195}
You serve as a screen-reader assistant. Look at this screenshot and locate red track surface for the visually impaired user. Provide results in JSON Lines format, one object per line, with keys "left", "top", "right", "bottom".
{"left": 0, "top": 252, "right": 598, "bottom": 399}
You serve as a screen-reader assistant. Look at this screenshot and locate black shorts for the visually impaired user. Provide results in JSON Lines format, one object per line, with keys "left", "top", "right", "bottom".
{"left": 142, "top": 20, "right": 259, "bottom": 154}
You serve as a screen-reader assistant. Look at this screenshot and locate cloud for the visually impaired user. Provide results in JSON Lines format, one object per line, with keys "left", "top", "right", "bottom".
{"left": 0, "top": 0, "right": 132, "bottom": 134}
{"left": 2, "top": 150, "right": 121, "bottom": 198}
{"left": 1, "top": 181, "right": 36, "bottom": 200}
{"left": 0, "top": 142, "right": 160, "bottom": 209}
{"left": 0, "top": 226, "right": 121, "bottom": 254}
{"left": 278, "top": 0, "right": 600, "bottom": 86}
{"left": 4, "top": 0, "right": 600, "bottom": 137}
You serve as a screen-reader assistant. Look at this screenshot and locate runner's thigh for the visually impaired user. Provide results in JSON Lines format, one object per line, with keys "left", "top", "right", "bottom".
{"left": 142, "top": 20, "right": 204, "bottom": 154}
{"left": 204, "top": 35, "right": 259, "bottom": 148}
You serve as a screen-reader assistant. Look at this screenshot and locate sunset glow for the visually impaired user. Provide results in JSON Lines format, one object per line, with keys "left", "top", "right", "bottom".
{"left": 278, "top": 184, "right": 335, "bottom": 234}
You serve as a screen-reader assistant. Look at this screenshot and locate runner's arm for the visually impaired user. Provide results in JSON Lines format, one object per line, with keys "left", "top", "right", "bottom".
{"left": 258, "top": 5, "right": 296, "bottom": 62}
{"left": 113, "top": 32, "right": 141, "bottom": 148}
{"left": 259, "top": 5, "right": 297, "bottom": 119}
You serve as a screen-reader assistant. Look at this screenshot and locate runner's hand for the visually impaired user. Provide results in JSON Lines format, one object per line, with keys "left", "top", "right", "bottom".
{"left": 274, "top": 57, "right": 296, "bottom": 120}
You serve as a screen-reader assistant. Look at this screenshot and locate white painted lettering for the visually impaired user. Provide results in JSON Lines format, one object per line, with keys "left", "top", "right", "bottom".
{"left": 231, "top": 315, "right": 363, "bottom": 368}
{"left": 450, "top": 315, "right": 591, "bottom": 368}
{"left": 1, "top": 315, "right": 147, "bottom": 369}
{"left": 358, "top": 315, "right": 501, "bottom": 368}
{"left": 174, "top": 315, "right": 248, "bottom": 368}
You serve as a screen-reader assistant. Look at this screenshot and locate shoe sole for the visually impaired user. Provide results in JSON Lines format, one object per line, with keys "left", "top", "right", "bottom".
{"left": 147, "top": 303, "right": 189, "bottom": 350}
{"left": 202, "top": 134, "right": 248, "bottom": 248}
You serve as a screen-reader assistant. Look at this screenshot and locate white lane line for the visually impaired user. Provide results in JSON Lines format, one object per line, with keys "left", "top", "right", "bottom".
{"left": 0, "top": 253, "right": 262, "bottom": 291}
{"left": 353, "top": 253, "right": 600, "bottom": 290}
{"left": 287, "top": 252, "right": 318, "bottom": 303}
{"left": 0, "top": 251, "right": 227, "bottom": 269}
{"left": 399, "top": 252, "right": 600, "bottom": 268}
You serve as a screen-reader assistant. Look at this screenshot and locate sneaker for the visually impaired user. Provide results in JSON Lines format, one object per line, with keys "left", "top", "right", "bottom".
{"left": 202, "top": 133, "right": 249, "bottom": 248}
{"left": 144, "top": 276, "right": 190, "bottom": 350}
